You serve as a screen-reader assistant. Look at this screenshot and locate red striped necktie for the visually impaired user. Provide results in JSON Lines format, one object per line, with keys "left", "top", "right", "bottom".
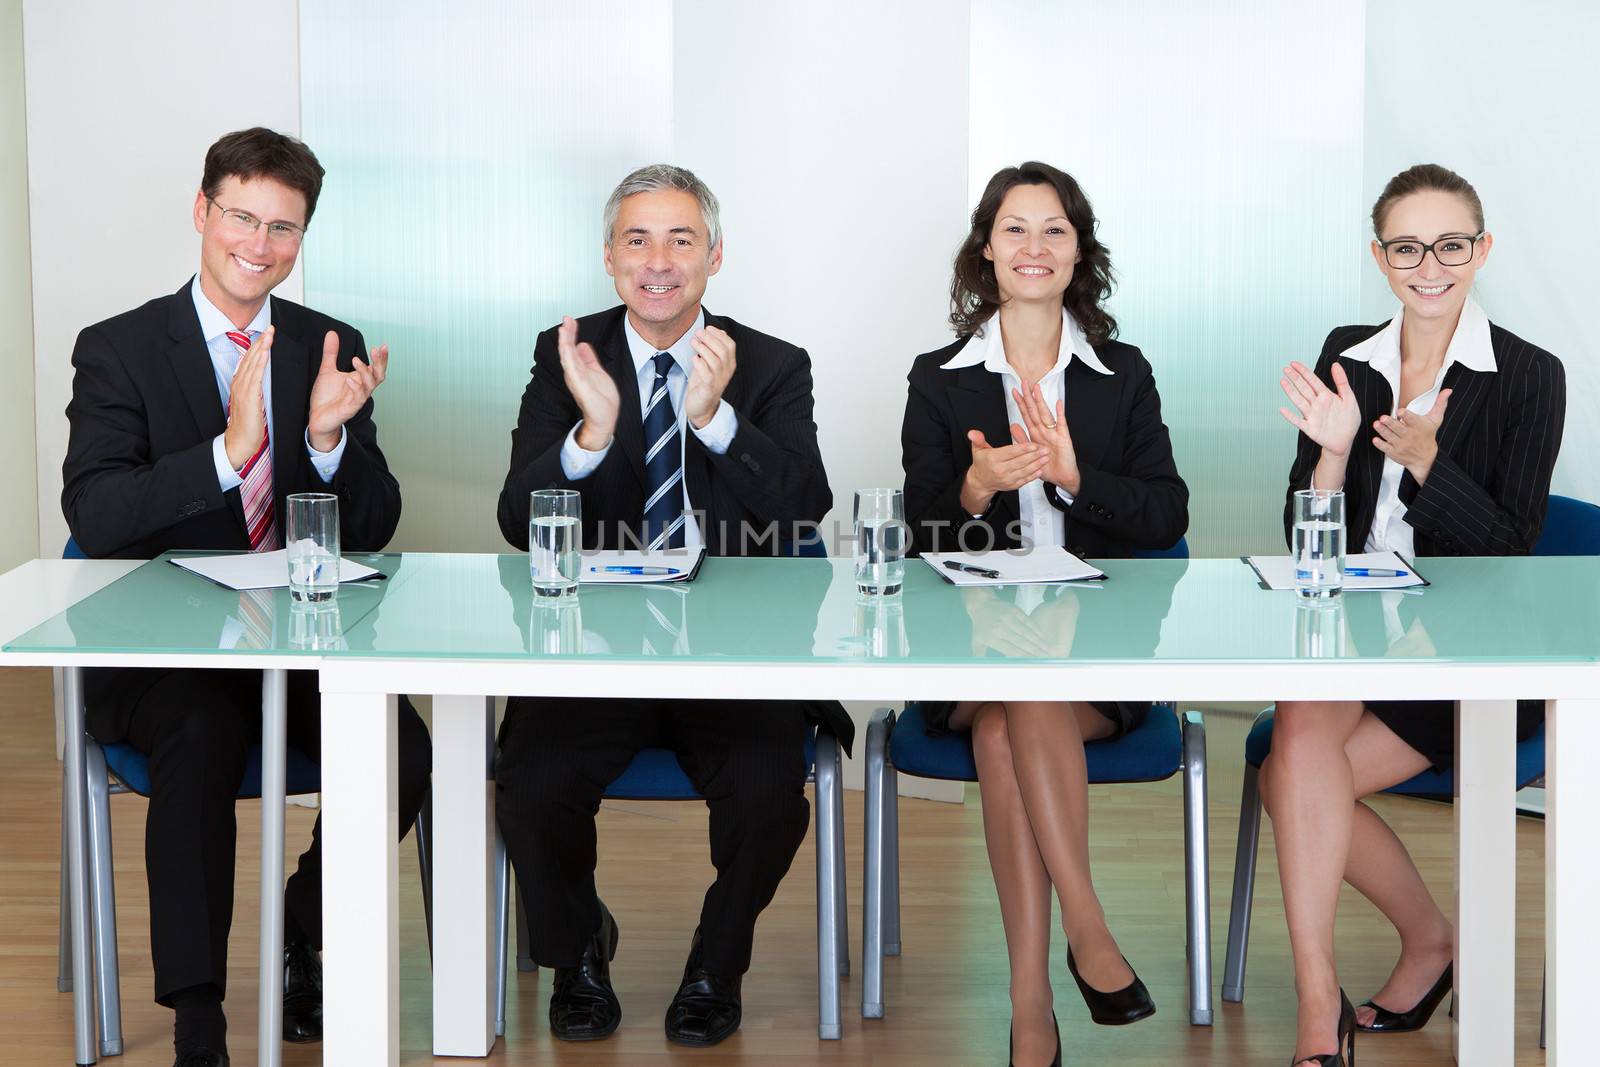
{"left": 226, "top": 330, "right": 279, "bottom": 552}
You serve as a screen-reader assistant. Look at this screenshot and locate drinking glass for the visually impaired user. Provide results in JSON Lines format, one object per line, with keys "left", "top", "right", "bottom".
{"left": 1292, "top": 488, "right": 1346, "bottom": 599}
{"left": 854, "top": 488, "right": 907, "bottom": 597}
{"left": 289, "top": 600, "right": 345, "bottom": 650}
{"left": 286, "top": 493, "right": 340, "bottom": 602}
{"left": 529, "top": 599, "right": 583, "bottom": 654}
{"left": 529, "top": 489, "right": 581, "bottom": 598}
{"left": 1294, "top": 598, "right": 1346, "bottom": 658}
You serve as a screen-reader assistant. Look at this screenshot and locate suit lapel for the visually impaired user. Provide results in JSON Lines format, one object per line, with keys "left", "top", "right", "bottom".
{"left": 268, "top": 300, "right": 310, "bottom": 500}
{"left": 1062, "top": 358, "right": 1119, "bottom": 471}
{"left": 597, "top": 311, "right": 647, "bottom": 487}
{"left": 1433, "top": 362, "right": 1491, "bottom": 458}
{"left": 165, "top": 287, "right": 248, "bottom": 533}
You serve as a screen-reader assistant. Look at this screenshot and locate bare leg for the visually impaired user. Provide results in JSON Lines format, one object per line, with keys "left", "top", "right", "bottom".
{"left": 1259, "top": 699, "right": 1364, "bottom": 1065}
{"left": 1340, "top": 713, "right": 1452, "bottom": 1026}
{"left": 956, "top": 702, "right": 1057, "bottom": 1067}
{"left": 995, "top": 701, "right": 1131, "bottom": 993}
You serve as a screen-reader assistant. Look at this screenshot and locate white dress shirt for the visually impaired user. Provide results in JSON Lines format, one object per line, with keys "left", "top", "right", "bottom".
{"left": 558, "top": 310, "right": 739, "bottom": 551}
{"left": 1336, "top": 296, "right": 1497, "bottom": 556}
{"left": 938, "top": 309, "right": 1112, "bottom": 548}
{"left": 190, "top": 276, "right": 346, "bottom": 491}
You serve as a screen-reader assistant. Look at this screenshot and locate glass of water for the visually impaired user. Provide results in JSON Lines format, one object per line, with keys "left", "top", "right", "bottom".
{"left": 1292, "top": 488, "right": 1346, "bottom": 599}
{"left": 286, "top": 493, "right": 340, "bottom": 603}
{"left": 529, "top": 489, "right": 581, "bottom": 599}
{"left": 854, "top": 488, "right": 907, "bottom": 597}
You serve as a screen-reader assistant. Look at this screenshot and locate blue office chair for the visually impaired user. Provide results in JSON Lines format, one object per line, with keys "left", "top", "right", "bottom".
{"left": 859, "top": 538, "right": 1217, "bottom": 1026}
{"left": 54, "top": 537, "right": 435, "bottom": 1059}
{"left": 495, "top": 538, "right": 850, "bottom": 1041}
{"left": 1220, "top": 495, "right": 1600, "bottom": 1034}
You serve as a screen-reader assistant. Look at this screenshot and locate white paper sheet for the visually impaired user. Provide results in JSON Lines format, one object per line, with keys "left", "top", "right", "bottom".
{"left": 1243, "top": 550, "right": 1427, "bottom": 591}
{"left": 578, "top": 548, "right": 705, "bottom": 584}
{"left": 920, "top": 547, "right": 1105, "bottom": 586}
{"left": 170, "top": 550, "right": 384, "bottom": 590}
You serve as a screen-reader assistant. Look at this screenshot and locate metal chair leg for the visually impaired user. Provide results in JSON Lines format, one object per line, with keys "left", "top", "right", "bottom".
{"left": 85, "top": 742, "right": 124, "bottom": 1055}
{"left": 833, "top": 756, "right": 849, "bottom": 977}
{"left": 494, "top": 834, "right": 509, "bottom": 1038}
{"left": 1180, "top": 711, "right": 1214, "bottom": 1026}
{"left": 861, "top": 708, "right": 890, "bottom": 1019}
{"left": 1540, "top": 958, "right": 1546, "bottom": 1049}
{"left": 883, "top": 754, "right": 901, "bottom": 957}
{"left": 58, "top": 768, "right": 74, "bottom": 995}
{"left": 415, "top": 787, "right": 434, "bottom": 962}
{"left": 62, "top": 669, "right": 98, "bottom": 1066}
{"left": 1222, "top": 758, "right": 1265, "bottom": 1003}
{"left": 813, "top": 729, "right": 842, "bottom": 1039}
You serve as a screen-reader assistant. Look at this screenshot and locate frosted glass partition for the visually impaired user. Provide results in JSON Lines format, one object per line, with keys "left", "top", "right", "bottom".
{"left": 1363, "top": 0, "right": 1596, "bottom": 507}
{"left": 300, "top": 2, "right": 673, "bottom": 551}
{"left": 970, "top": 0, "right": 1366, "bottom": 557}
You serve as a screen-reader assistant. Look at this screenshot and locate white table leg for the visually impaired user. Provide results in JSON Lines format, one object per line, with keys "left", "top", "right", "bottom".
{"left": 1546, "top": 696, "right": 1600, "bottom": 1066}
{"left": 430, "top": 695, "right": 497, "bottom": 1056}
{"left": 1453, "top": 699, "right": 1516, "bottom": 1067}
{"left": 321, "top": 691, "right": 399, "bottom": 1067}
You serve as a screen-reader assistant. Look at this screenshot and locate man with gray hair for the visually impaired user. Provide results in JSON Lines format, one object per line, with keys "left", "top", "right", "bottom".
{"left": 495, "top": 164, "right": 846, "bottom": 1047}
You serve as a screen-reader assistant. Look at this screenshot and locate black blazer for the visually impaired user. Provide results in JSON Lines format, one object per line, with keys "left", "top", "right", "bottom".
{"left": 901, "top": 334, "right": 1189, "bottom": 558}
{"left": 1282, "top": 321, "right": 1565, "bottom": 555}
{"left": 61, "top": 280, "right": 402, "bottom": 734}
{"left": 498, "top": 305, "right": 832, "bottom": 554}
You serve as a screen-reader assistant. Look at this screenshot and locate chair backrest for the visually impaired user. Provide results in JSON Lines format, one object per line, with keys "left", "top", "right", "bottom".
{"left": 782, "top": 536, "right": 829, "bottom": 558}
{"left": 1534, "top": 495, "right": 1600, "bottom": 556}
{"left": 1132, "top": 536, "right": 1189, "bottom": 560}
{"left": 64, "top": 537, "right": 87, "bottom": 560}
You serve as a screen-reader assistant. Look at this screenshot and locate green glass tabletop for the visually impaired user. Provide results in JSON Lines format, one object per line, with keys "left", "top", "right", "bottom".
{"left": 321, "top": 552, "right": 1600, "bottom": 665}
{"left": 3, "top": 552, "right": 418, "bottom": 656}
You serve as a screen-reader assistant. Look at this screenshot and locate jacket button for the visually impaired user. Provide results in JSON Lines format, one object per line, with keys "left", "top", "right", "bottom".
{"left": 740, "top": 452, "right": 753, "bottom": 463}
{"left": 1105, "top": 511, "right": 1115, "bottom": 520}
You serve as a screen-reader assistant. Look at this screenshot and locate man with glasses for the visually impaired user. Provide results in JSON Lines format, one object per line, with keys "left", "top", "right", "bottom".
{"left": 60, "top": 127, "right": 431, "bottom": 1067}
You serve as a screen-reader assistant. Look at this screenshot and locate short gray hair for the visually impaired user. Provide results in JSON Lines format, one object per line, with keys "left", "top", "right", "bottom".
{"left": 602, "top": 163, "right": 722, "bottom": 250}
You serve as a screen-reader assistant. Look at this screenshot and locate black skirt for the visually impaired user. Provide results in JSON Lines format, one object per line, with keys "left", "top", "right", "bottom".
{"left": 1365, "top": 699, "right": 1544, "bottom": 773}
{"left": 919, "top": 699, "right": 1148, "bottom": 739}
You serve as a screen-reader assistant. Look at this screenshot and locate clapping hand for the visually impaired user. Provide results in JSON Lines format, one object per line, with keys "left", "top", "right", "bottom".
{"left": 557, "top": 316, "right": 621, "bottom": 451}
{"left": 685, "top": 325, "right": 737, "bottom": 429}
{"left": 1279, "top": 361, "right": 1361, "bottom": 457}
{"left": 308, "top": 330, "right": 388, "bottom": 452}
{"left": 962, "top": 429, "right": 1047, "bottom": 514}
{"left": 1373, "top": 389, "right": 1451, "bottom": 484}
{"left": 223, "top": 326, "right": 272, "bottom": 470}
{"left": 1011, "top": 381, "right": 1081, "bottom": 495}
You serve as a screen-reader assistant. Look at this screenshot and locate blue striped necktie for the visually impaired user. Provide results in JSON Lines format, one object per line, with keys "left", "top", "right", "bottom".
{"left": 642, "top": 351, "right": 686, "bottom": 549}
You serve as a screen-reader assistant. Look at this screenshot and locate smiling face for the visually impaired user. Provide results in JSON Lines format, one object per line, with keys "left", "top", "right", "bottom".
{"left": 1371, "top": 188, "right": 1492, "bottom": 325}
{"left": 603, "top": 189, "right": 722, "bottom": 347}
{"left": 192, "top": 174, "right": 307, "bottom": 326}
{"left": 982, "top": 183, "right": 1080, "bottom": 309}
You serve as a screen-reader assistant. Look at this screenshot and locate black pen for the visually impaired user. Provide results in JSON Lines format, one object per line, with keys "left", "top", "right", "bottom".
{"left": 943, "top": 560, "right": 1001, "bottom": 580}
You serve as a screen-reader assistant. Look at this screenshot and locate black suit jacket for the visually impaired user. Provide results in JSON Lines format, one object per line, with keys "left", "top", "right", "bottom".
{"left": 1282, "top": 321, "right": 1565, "bottom": 555}
{"left": 61, "top": 280, "right": 402, "bottom": 734}
{"left": 498, "top": 305, "right": 832, "bottom": 554}
{"left": 901, "top": 334, "right": 1189, "bottom": 558}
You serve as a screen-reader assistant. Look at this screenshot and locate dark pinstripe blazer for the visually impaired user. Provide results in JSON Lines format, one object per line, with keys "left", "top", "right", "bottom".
{"left": 1283, "top": 320, "right": 1566, "bottom": 555}
{"left": 498, "top": 305, "right": 832, "bottom": 555}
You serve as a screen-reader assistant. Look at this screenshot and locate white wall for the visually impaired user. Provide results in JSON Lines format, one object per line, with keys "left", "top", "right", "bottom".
{"left": 1364, "top": 0, "right": 1598, "bottom": 506}
{"left": 0, "top": 0, "right": 38, "bottom": 570}
{"left": 23, "top": 0, "right": 301, "bottom": 555}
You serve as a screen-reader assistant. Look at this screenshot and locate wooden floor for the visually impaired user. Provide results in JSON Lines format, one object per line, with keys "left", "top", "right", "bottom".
{"left": 0, "top": 667, "right": 1548, "bottom": 1065}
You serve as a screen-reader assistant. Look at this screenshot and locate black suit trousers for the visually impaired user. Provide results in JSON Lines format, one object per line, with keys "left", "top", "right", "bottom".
{"left": 100, "top": 668, "right": 431, "bottom": 1004}
{"left": 496, "top": 696, "right": 810, "bottom": 977}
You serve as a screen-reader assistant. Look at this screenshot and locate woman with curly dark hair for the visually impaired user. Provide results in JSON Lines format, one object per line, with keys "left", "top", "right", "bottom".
{"left": 899, "top": 162, "right": 1188, "bottom": 1065}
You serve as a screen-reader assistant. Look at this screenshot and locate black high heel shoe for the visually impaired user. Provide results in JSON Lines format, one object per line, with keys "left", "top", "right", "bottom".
{"left": 1291, "top": 989, "right": 1356, "bottom": 1067}
{"left": 1066, "top": 947, "right": 1155, "bottom": 1026}
{"left": 1008, "top": 1011, "right": 1062, "bottom": 1067}
{"left": 1357, "top": 962, "right": 1452, "bottom": 1033}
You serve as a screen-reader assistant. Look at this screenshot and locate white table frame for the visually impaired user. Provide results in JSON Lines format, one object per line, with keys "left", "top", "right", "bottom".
{"left": 315, "top": 655, "right": 1600, "bottom": 1067}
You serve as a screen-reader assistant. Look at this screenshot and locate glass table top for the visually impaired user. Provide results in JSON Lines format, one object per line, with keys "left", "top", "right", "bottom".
{"left": 8, "top": 552, "right": 1599, "bottom": 665}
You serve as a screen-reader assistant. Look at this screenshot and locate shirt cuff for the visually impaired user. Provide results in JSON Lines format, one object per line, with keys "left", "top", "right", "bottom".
{"left": 689, "top": 400, "right": 738, "bottom": 454}
{"left": 305, "top": 427, "right": 347, "bottom": 483}
{"left": 213, "top": 434, "right": 244, "bottom": 492}
{"left": 560, "top": 423, "right": 611, "bottom": 481}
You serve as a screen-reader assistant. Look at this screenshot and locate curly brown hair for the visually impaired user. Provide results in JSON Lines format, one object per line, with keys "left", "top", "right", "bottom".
{"left": 949, "top": 161, "right": 1117, "bottom": 344}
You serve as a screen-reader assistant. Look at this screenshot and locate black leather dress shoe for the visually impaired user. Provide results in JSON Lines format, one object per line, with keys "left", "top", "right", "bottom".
{"left": 549, "top": 900, "right": 622, "bottom": 1041}
{"left": 282, "top": 942, "right": 324, "bottom": 1042}
{"left": 173, "top": 1049, "right": 229, "bottom": 1067}
{"left": 664, "top": 930, "right": 742, "bottom": 1047}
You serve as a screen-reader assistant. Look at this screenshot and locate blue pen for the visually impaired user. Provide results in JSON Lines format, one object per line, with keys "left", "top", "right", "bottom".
{"left": 590, "top": 565, "right": 682, "bottom": 576}
{"left": 1345, "top": 567, "right": 1408, "bottom": 578}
